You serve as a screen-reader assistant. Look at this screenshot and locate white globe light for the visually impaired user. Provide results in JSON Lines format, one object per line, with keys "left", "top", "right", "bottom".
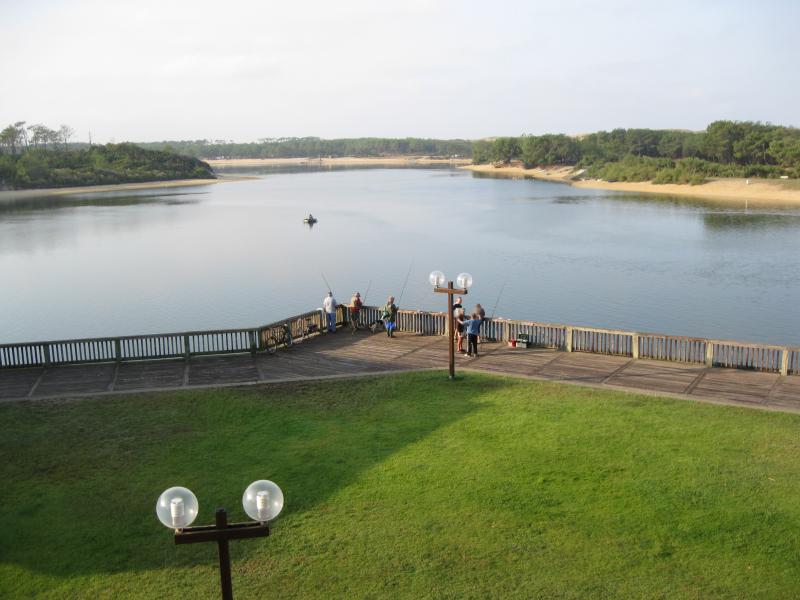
{"left": 243, "top": 480, "right": 284, "bottom": 522}
{"left": 456, "top": 272, "right": 473, "bottom": 289}
{"left": 156, "top": 486, "right": 199, "bottom": 530}
{"left": 429, "top": 270, "right": 446, "bottom": 287}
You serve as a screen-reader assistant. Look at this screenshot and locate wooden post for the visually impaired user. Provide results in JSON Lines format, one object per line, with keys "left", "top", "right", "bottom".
{"left": 705, "top": 342, "right": 714, "bottom": 368}
{"left": 434, "top": 281, "right": 467, "bottom": 380}
{"left": 114, "top": 339, "right": 122, "bottom": 363}
{"left": 781, "top": 348, "right": 789, "bottom": 377}
{"left": 631, "top": 334, "right": 639, "bottom": 359}
{"left": 173, "top": 507, "right": 270, "bottom": 600}
{"left": 183, "top": 334, "right": 191, "bottom": 360}
{"left": 565, "top": 327, "right": 573, "bottom": 352}
{"left": 43, "top": 343, "right": 51, "bottom": 366}
{"left": 215, "top": 509, "right": 234, "bottom": 600}
{"left": 447, "top": 282, "right": 455, "bottom": 379}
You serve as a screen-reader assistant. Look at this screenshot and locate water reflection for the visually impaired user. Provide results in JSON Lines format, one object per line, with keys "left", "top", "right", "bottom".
{"left": 703, "top": 212, "right": 800, "bottom": 230}
{"left": 0, "top": 191, "right": 202, "bottom": 215}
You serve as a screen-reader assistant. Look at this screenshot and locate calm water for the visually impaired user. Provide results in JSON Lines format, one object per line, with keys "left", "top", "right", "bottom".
{"left": 2, "top": 167, "right": 799, "bottom": 345}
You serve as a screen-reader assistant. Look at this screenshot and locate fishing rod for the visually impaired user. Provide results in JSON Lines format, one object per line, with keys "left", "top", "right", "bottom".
{"left": 321, "top": 272, "right": 333, "bottom": 294}
{"left": 397, "top": 259, "right": 414, "bottom": 306}
{"left": 489, "top": 280, "right": 506, "bottom": 320}
{"left": 363, "top": 280, "right": 372, "bottom": 305}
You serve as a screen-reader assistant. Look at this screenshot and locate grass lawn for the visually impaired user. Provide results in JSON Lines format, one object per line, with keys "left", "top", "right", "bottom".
{"left": 2, "top": 371, "right": 800, "bottom": 599}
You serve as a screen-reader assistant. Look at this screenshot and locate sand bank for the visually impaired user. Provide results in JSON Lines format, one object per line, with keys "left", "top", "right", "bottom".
{"left": 462, "top": 164, "right": 800, "bottom": 206}
{"left": 207, "top": 156, "right": 472, "bottom": 168}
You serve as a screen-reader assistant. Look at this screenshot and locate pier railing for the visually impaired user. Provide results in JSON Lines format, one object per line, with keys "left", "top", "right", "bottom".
{"left": 1, "top": 305, "right": 797, "bottom": 376}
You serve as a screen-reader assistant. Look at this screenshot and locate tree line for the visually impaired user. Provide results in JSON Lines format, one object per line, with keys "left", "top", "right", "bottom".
{"left": 0, "top": 121, "right": 75, "bottom": 153}
{"left": 136, "top": 137, "right": 473, "bottom": 159}
{"left": 472, "top": 121, "right": 800, "bottom": 184}
{"left": 0, "top": 121, "right": 215, "bottom": 189}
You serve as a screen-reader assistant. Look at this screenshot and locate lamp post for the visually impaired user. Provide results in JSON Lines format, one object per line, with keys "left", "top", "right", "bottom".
{"left": 429, "top": 271, "right": 473, "bottom": 379}
{"left": 156, "top": 480, "right": 284, "bottom": 600}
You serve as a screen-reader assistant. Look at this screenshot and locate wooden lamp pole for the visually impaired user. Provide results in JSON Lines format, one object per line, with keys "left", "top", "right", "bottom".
{"left": 434, "top": 281, "right": 468, "bottom": 379}
{"left": 174, "top": 508, "right": 270, "bottom": 600}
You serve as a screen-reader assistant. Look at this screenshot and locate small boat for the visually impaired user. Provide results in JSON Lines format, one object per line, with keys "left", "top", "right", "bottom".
{"left": 303, "top": 215, "right": 318, "bottom": 224}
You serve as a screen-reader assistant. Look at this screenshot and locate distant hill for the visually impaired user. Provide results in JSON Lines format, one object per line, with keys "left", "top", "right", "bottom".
{"left": 0, "top": 142, "right": 215, "bottom": 190}
{"left": 136, "top": 137, "right": 473, "bottom": 160}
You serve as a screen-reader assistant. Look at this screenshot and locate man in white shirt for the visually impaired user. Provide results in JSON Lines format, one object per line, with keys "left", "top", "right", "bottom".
{"left": 322, "top": 291, "right": 338, "bottom": 333}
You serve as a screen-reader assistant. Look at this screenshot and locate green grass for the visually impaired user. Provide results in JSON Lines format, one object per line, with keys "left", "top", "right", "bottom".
{"left": 2, "top": 372, "right": 800, "bottom": 599}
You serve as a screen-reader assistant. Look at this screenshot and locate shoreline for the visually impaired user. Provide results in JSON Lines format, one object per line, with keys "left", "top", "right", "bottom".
{"left": 207, "top": 156, "right": 472, "bottom": 167}
{"left": 0, "top": 176, "right": 252, "bottom": 203}
{"left": 462, "top": 164, "right": 800, "bottom": 206}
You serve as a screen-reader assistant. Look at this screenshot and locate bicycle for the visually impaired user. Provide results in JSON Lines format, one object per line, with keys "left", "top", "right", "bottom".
{"left": 264, "top": 323, "right": 293, "bottom": 355}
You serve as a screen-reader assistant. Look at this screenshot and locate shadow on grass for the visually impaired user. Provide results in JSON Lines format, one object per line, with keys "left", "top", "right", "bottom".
{"left": 0, "top": 371, "right": 487, "bottom": 579}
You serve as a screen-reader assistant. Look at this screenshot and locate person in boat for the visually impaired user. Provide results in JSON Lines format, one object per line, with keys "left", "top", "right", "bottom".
{"left": 306, "top": 213, "right": 315, "bottom": 222}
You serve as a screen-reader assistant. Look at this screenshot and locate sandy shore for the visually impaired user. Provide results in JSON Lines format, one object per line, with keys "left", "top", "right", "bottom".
{"left": 462, "top": 164, "right": 800, "bottom": 206}
{"left": 207, "top": 156, "right": 472, "bottom": 168}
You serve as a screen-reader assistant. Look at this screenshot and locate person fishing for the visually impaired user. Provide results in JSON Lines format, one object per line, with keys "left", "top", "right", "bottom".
{"left": 322, "top": 291, "right": 337, "bottom": 333}
{"left": 475, "top": 303, "right": 486, "bottom": 343}
{"left": 381, "top": 296, "right": 398, "bottom": 338}
{"left": 349, "top": 291, "right": 363, "bottom": 333}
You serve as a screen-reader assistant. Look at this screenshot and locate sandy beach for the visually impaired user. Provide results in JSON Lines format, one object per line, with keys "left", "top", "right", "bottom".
{"left": 207, "top": 156, "right": 472, "bottom": 168}
{"left": 462, "top": 164, "right": 800, "bottom": 206}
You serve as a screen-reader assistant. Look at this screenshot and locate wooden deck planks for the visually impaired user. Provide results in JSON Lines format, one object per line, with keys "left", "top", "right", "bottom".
{"left": 607, "top": 359, "right": 706, "bottom": 395}
{"left": 765, "top": 376, "right": 800, "bottom": 411}
{"left": 470, "top": 346, "right": 561, "bottom": 375}
{"left": 114, "top": 360, "right": 186, "bottom": 391}
{"left": 33, "top": 364, "right": 116, "bottom": 396}
{"left": 690, "top": 369, "right": 778, "bottom": 405}
{"left": 1, "top": 332, "right": 799, "bottom": 412}
{"left": 537, "top": 352, "right": 631, "bottom": 384}
{"left": 186, "top": 355, "right": 259, "bottom": 386}
{"left": 0, "top": 367, "right": 42, "bottom": 399}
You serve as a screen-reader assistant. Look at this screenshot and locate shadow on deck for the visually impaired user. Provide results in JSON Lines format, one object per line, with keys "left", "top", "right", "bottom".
{"left": 2, "top": 331, "right": 799, "bottom": 413}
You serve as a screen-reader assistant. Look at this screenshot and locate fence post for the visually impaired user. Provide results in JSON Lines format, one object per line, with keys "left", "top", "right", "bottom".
{"left": 565, "top": 327, "right": 573, "bottom": 352}
{"left": 780, "top": 348, "right": 789, "bottom": 377}
{"left": 183, "top": 334, "right": 191, "bottom": 359}
{"left": 43, "top": 343, "right": 51, "bottom": 366}
{"left": 114, "top": 339, "right": 122, "bottom": 363}
{"left": 705, "top": 341, "right": 713, "bottom": 368}
{"left": 631, "top": 334, "right": 639, "bottom": 359}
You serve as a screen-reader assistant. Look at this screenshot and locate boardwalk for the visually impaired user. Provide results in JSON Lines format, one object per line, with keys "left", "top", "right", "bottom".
{"left": 2, "top": 331, "right": 799, "bottom": 412}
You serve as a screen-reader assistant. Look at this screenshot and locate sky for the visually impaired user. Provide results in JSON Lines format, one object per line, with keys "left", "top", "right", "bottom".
{"left": 1, "top": 0, "right": 798, "bottom": 143}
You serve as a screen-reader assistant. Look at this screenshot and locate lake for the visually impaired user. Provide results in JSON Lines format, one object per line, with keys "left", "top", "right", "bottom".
{"left": 2, "top": 166, "right": 799, "bottom": 346}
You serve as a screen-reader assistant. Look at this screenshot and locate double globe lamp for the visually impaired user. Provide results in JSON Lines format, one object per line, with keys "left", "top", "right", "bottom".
{"left": 156, "top": 480, "right": 284, "bottom": 600}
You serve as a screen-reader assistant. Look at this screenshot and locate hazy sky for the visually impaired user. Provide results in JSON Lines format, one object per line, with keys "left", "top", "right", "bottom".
{"left": 2, "top": 0, "right": 798, "bottom": 142}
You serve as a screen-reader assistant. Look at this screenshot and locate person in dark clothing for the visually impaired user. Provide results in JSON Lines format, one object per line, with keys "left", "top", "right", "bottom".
{"left": 381, "top": 296, "right": 398, "bottom": 338}
{"left": 475, "top": 303, "right": 486, "bottom": 343}
{"left": 454, "top": 307, "right": 466, "bottom": 353}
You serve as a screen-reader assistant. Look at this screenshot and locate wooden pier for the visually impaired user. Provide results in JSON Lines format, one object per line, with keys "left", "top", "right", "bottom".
{"left": 1, "top": 306, "right": 798, "bottom": 411}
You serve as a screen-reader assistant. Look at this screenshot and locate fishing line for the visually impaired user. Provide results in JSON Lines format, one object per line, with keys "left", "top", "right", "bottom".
{"left": 397, "top": 259, "right": 414, "bottom": 306}
{"left": 490, "top": 280, "right": 506, "bottom": 320}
